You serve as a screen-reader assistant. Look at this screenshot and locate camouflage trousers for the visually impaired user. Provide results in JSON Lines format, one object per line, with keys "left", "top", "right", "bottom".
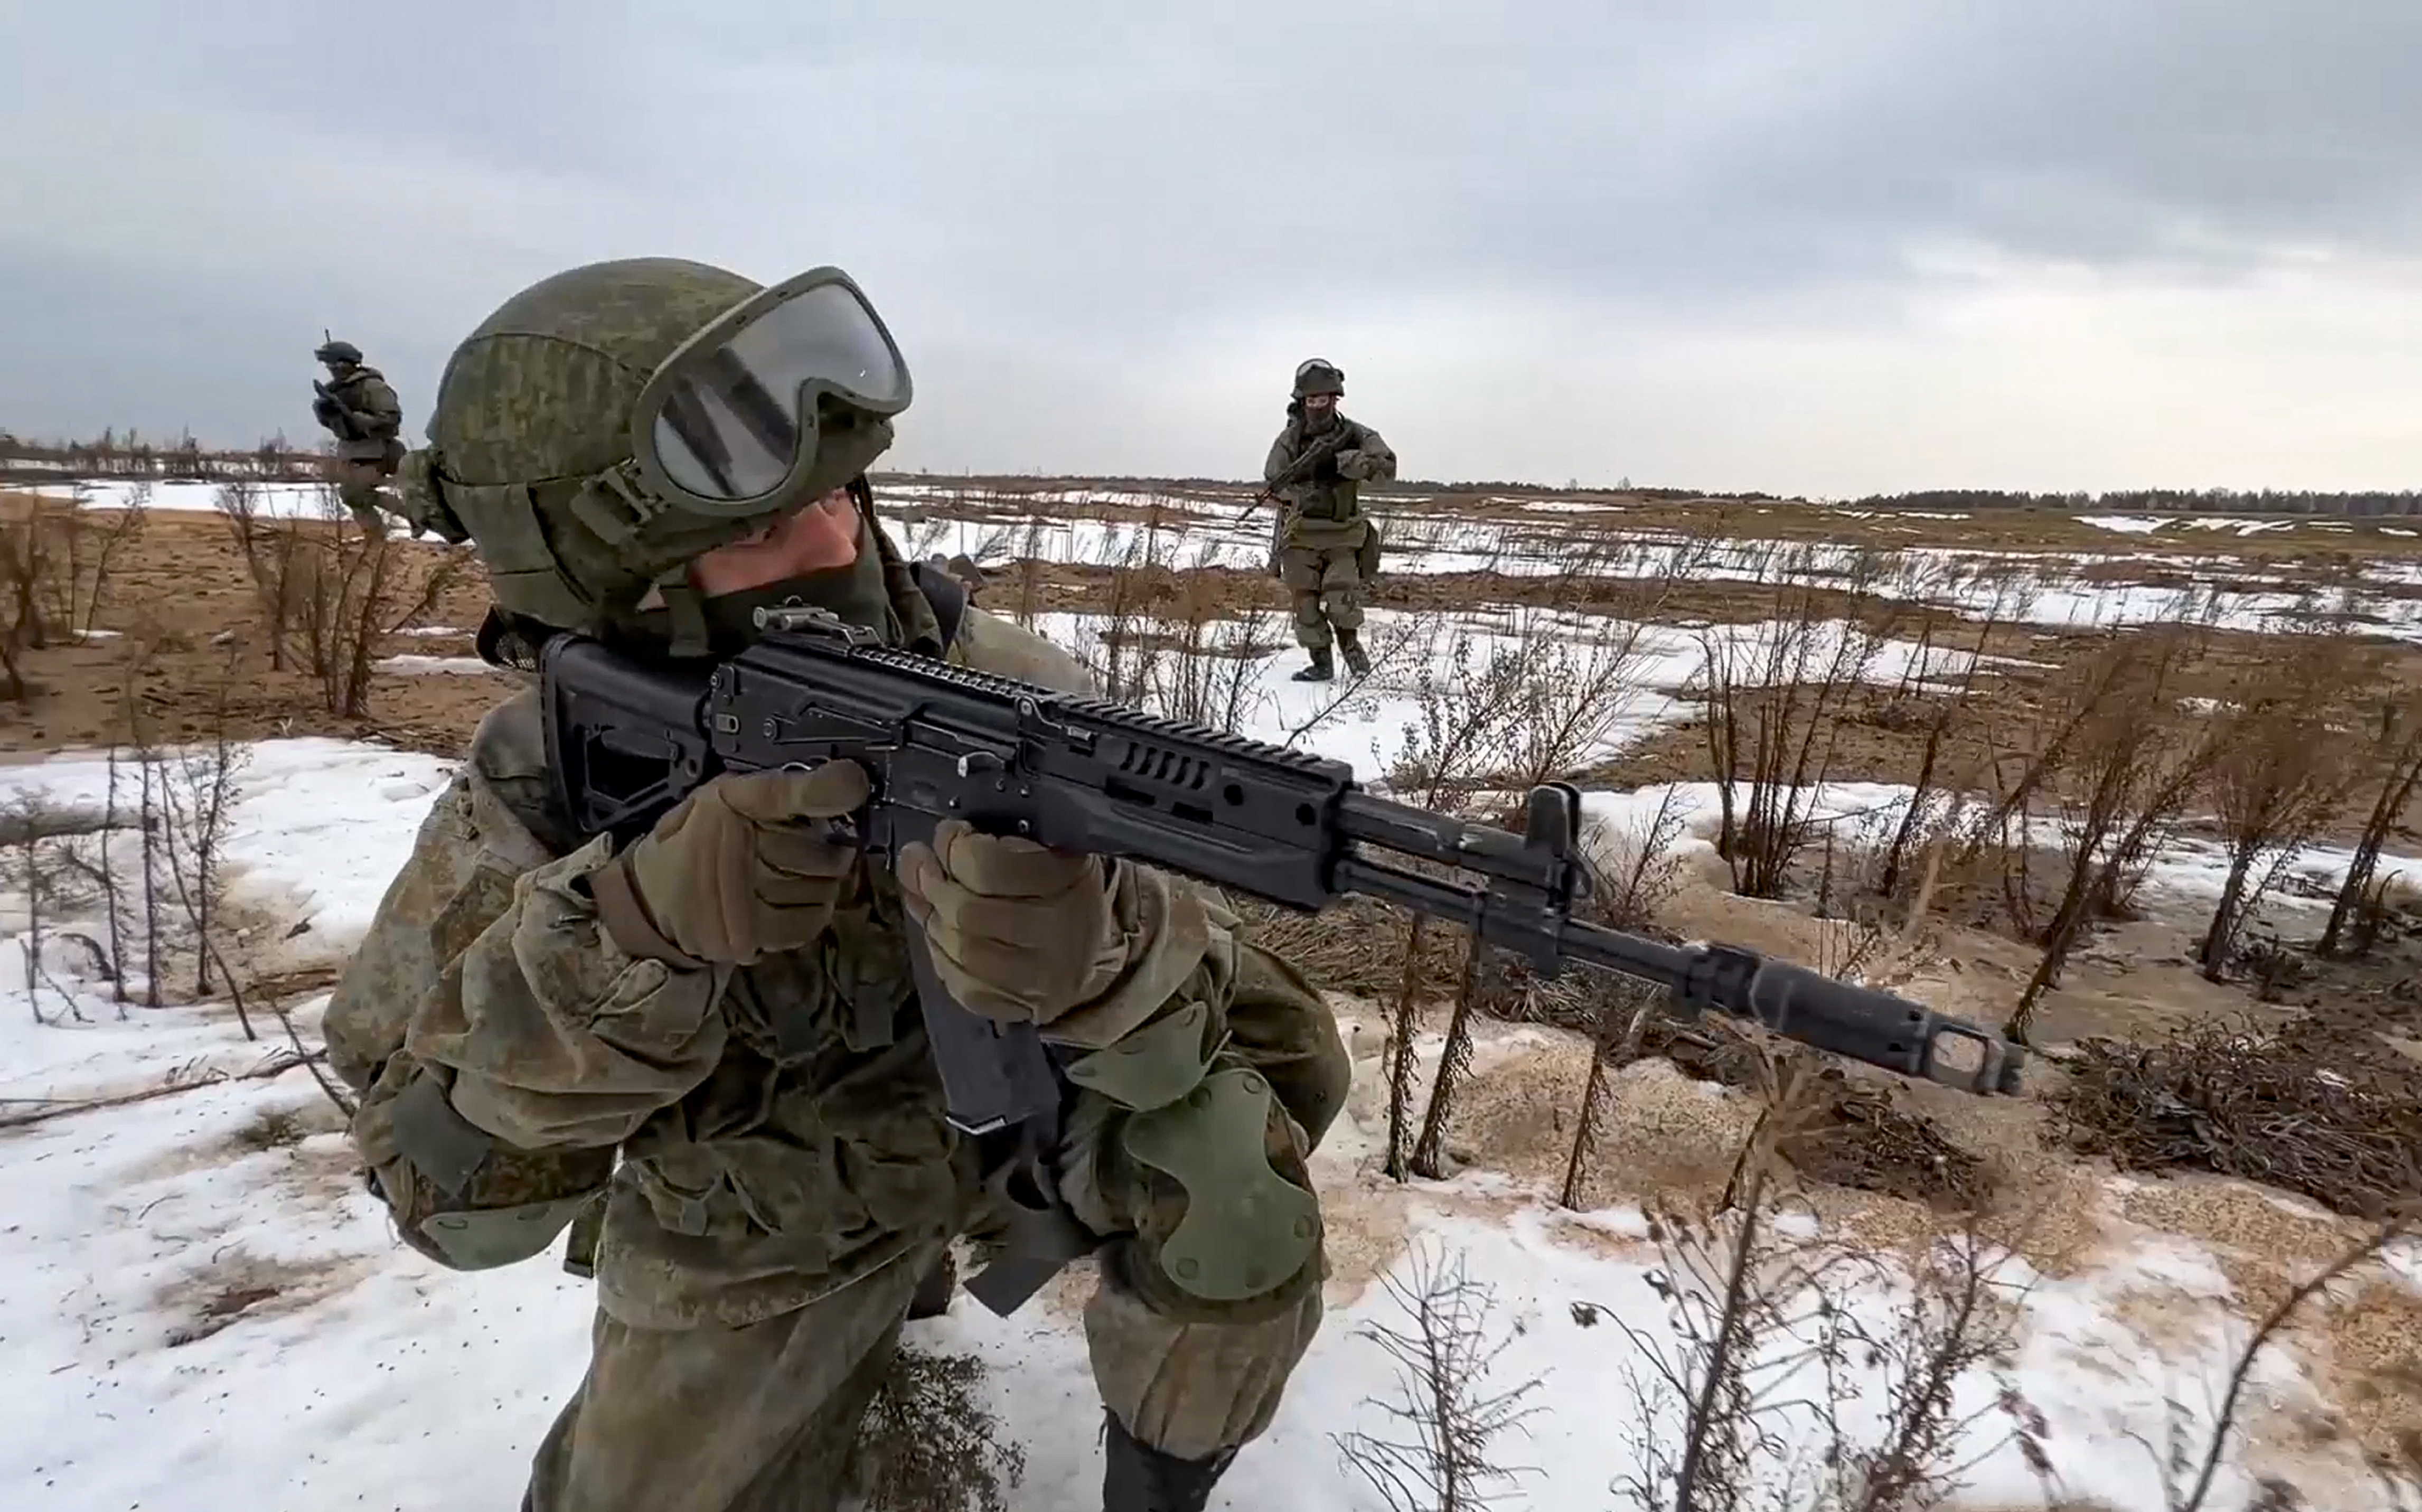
{"left": 1279, "top": 544, "right": 1365, "bottom": 651}
{"left": 522, "top": 993, "right": 1349, "bottom": 1512}
{"left": 325, "top": 458, "right": 393, "bottom": 528}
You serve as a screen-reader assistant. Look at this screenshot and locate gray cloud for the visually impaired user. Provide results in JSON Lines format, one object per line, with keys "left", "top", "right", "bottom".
{"left": 5, "top": 2, "right": 2420, "bottom": 493}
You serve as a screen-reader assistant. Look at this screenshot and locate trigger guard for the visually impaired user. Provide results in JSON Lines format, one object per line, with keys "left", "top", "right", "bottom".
{"left": 1120, "top": 1067, "right": 1320, "bottom": 1303}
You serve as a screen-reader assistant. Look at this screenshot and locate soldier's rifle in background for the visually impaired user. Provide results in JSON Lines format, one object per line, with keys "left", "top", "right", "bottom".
{"left": 1234, "top": 424, "right": 1358, "bottom": 525}
{"left": 312, "top": 379, "right": 367, "bottom": 443}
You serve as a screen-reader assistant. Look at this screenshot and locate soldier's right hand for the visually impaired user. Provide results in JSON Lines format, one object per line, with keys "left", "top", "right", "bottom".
{"left": 590, "top": 761, "right": 872, "bottom": 966}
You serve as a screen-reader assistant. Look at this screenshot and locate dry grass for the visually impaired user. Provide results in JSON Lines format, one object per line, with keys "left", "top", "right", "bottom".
{"left": 2055, "top": 1020, "right": 2422, "bottom": 1218}
{"left": 844, "top": 1345, "right": 1027, "bottom": 1512}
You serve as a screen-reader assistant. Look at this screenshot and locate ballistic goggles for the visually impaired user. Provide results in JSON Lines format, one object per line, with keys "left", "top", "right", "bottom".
{"left": 1293, "top": 358, "right": 1345, "bottom": 398}
{"left": 631, "top": 268, "right": 913, "bottom": 514}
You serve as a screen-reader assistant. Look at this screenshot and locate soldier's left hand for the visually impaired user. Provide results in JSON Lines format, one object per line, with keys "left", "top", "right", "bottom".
{"left": 897, "top": 820, "right": 1128, "bottom": 1026}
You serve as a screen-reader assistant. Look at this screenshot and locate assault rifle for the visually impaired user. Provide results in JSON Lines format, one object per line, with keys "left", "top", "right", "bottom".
{"left": 540, "top": 605, "right": 2024, "bottom": 1149}
{"left": 313, "top": 379, "right": 365, "bottom": 443}
{"left": 1236, "top": 424, "right": 1359, "bottom": 524}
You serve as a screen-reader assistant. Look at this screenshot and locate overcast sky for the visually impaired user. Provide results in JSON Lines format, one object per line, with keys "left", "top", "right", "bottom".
{"left": 5, "top": 2, "right": 2419, "bottom": 496}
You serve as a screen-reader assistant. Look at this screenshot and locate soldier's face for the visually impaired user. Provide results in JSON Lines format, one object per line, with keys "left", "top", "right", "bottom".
{"left": 688, "top": 485, "right": 860, "bottom": 597}
{"left": 1304, "top": 393, "right": 1337, "bottom": 418}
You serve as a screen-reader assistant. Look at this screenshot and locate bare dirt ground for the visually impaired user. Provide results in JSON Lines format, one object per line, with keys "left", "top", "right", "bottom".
{"left": 0, "top": 498, "right": 498, "bottom": 756}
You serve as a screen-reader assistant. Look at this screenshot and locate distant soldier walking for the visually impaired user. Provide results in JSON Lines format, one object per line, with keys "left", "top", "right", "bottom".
{"left": 1262, "top": 359, "right": 1394, "bottom": 682}
{"left": 310, "top": 338, "right": 405, "bottom": 522}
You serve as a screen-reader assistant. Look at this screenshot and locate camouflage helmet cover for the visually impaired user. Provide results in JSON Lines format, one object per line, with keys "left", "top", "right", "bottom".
{"left": 1292, "top": 358, "right": 1345, "bottom": 398}
{"left": 316, "top": 338, "right": 364, "bottom": 365}
{"left": 402, "top": 257, "right": 899, "bottom": 635}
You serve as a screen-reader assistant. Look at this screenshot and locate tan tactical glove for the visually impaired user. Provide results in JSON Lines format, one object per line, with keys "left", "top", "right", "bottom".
{"left": 589, "top": 762, "right": 871, "bottom": 967}
{"left": 896, "top": 820, "right": 1131, "bottom": 1025}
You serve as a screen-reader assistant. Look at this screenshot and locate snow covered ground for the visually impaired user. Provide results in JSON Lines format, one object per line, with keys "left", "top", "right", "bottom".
{"left": 55, "top": 476, "right": 2422, "bottom": 643}
{"left": 40, "top": 477, "right": 339, "bottom": 519}
{"left": 3, "top": 737, "right": 2414, "bottom": 1509}
{"left": 2073, "top": 513, "right": 2408, "bottom": 538}
{"left": 6, "top": 472, "right": 2418, "bottom": 1503}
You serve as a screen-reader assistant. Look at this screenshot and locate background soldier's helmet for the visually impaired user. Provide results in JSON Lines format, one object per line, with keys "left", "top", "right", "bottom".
{"left": 392, "top": 257, "right": 902, "bottom": 641}
{"left": 315, "top": 339, "right": 364, "bottom": 366}
{"left": 1291, "top": 358, "right": 1345, "bottom": 398}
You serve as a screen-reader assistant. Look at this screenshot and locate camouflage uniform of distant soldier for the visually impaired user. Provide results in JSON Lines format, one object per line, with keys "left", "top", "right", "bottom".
{"left": 1264, "top": 359, "right": 1395, "bottom": 682}
{"left": 311, "top": 339, "right": 405, "bottom": 521}
{"left": 323, "top": 258, "right": 1349, "bottom": 1512}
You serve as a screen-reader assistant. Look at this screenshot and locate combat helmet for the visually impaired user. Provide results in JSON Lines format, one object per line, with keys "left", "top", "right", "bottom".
{"left": 315, "top": 338, "right": 364, "bottom": 366}
{"left": 388, "top": 257, "right": 911, "bottom": 650}
{"left": 1291, "top": 358, "right": 1345, "bottom": 398}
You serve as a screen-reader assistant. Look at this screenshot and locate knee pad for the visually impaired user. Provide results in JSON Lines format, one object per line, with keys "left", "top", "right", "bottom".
{"left": 1120, "top": 1068, "right": 1321, "bottom": 1307}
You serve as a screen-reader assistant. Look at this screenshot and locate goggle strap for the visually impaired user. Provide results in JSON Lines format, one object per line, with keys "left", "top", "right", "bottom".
{"left": 569, "top": 461, "right": 666, "bottom": 546}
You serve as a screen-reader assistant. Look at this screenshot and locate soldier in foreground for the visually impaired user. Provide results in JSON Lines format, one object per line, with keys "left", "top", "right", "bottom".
{"left": 323, "top": 258, "right": 1349, "bottom": 1512}
{"left": 1262, "top": 358, "right": 1395, "bottom": 682}
{"left": 309, "top": 337, "right": 405, "bottom": 520}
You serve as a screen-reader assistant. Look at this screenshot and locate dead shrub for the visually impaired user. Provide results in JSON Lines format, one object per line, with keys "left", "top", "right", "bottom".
{"left": 1231, "top": 893, "right": 1449, "bottom": 1002}
{"left": 2321, "top": 701, "right": 2422, "bottom": 959}
{"left": 1694, "top": 546, "right": 1903, "bottom": 900}
{"left": 843, "top": 1344, "right": 1026, "bottom": 1512}
{"left": 1393, "top": 602, "right": 1679, "bottom": 1181}
{"left": 2195, "top": 625, "right": 2376, "bottom": 980}
{"left": 1998, "top": 622, "right": 2220, "bottom": 1044}
{"left": 1609, "top": 1060, "right": 1841, "bottom": 1511}
{"left": 233, "top": 1107, "right": 306, "bottom": 1151}
{"left": 1334, "top": 1243, "right": 1545, "bottom": 1512}
{"left": 2053, "top": 1021, "right": 2422, "bottom": 1218}
{"left": 219, "top": 482, "right": 467, "bottom": 717}
{"left": 0, "top": 489, "right": 147, "bottom": 700}
{"left": 2, "top": 792, "right": 97, "bottom": 1024}
{"left": 1641, "top": 1025, "right": 1994, "bottom": 1212}
{"left": 1608, "top": 1056, "right": 2042, "bottom": 1511}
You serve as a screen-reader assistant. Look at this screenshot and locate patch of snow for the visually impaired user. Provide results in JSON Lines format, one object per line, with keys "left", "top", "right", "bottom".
{"left": 1515, "top": 498, "right": 1628, "bottom": 515}
{"left": 881, "top": 493, "right": 2422, "bottom": 642}
{"left": 1021, "top": 607, "right": 2002, "bottom": 782}
{"left": 73, "top": 478, "right": 337, "bottom": 519}
{"left": 374, "top": 653, "right": 501, "bottom": 676}
{"left": 2077, "top": 514, "right": 2167, "bottom": 534}
{"left": 0, "top": 739, "right": 455, "bottom": 952}
{"left": 2179, "top": 516, "right": 2297, "bottom": 536}
{"left": 2140, "top": 831, "right": 2422, "bottom": 912}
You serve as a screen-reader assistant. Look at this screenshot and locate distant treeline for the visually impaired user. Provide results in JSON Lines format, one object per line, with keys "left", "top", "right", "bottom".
{"left": 10, "top": 438, "right": 2411, "bottom": 516}
{"left": 886, "top": 469, "right": 1769, "bottom": 503}
{"left": 1848, "top": 487, "right": 2422, "bottom": 518}
{"left": 0, "top": 430, "right": 323, "bottom": 484}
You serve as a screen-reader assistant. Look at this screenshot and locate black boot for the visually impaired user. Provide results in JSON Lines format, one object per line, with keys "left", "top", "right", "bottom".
{"left": 1291, "top": 646, "right": 1334, "bottom": 683}
{"left": 1337, "top": 631, "right": 1369, "bottom": 678}
{"left": 1102, "top": 1411, "right": 1236, "bottom": 1512}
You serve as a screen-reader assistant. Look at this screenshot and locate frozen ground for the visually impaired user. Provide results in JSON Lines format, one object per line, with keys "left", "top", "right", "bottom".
{"left": 2, "top": 740, "right": 2413, "bottom": 1508}
{"left": 57, "top": 477, "right": 2422, "bottom": 644}
{"left": 1576, "top": 780, "right": 2421, "bottom": 916}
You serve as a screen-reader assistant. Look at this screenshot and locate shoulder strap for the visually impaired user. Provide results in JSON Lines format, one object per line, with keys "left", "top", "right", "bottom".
{"left": 908, "top": 557, "right": 969, "bottom": 652}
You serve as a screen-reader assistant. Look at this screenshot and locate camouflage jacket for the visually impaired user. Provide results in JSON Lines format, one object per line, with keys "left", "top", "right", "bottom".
{"left": 322, "top": 366, "right": 404, "bottom": 462}
{"left": 324, "top": 594, "right": 1332, "bottom": 1331}
{"left": 1264, "top": 414, "right": 1395, "bottom": 552}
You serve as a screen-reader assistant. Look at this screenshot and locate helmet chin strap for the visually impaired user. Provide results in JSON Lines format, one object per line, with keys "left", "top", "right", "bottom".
{"left": 652, "top": 568, "right": 713, "bottom": 658}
